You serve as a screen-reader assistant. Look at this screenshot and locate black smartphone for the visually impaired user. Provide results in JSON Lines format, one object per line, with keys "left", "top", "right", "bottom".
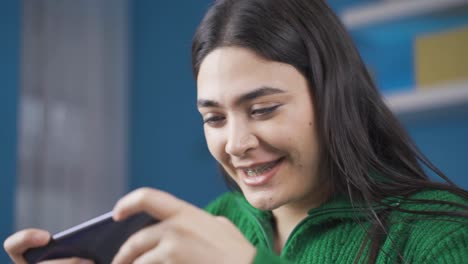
{"left": 23, "top": 211, "right": 158, "bottom": 264}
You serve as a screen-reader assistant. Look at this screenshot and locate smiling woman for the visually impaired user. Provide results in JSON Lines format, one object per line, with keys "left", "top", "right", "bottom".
{"left": 4, "top": 0, "right": 468, "bottom": 263}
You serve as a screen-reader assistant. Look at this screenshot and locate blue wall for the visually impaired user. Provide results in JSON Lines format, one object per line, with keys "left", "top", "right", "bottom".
{"left": 130, "top": 1, "right": 227, "bottom": 207}
{"left": 402, "top": 106, "right": 468, "bottom": 188}
{"left": 0, "top": 0, "right": 19, "bottom": 262}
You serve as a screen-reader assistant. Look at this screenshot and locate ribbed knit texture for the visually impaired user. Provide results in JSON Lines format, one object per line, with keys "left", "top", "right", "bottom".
{"left": 205, "top": 190, "right": 468, "bottom": 263}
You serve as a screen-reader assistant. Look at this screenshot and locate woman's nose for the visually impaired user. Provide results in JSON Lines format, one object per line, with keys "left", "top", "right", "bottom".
{"left": 225, "top": 123, "right": 258, "bottom": 157}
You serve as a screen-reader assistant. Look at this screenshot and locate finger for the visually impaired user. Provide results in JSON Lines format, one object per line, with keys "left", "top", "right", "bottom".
{"left": 215, "top": 216, "right": 238, "bottom": 230}
{"left": 133, "top": 244, "right": 168, "bottom": 264}
{"left": 112, "top": 188, "right": 194, "bottom": 221}
{"left": 4, "top": 229, "right": 51, "bottom": 264}
{"left": 111, "top": 223, "right": 165, "bottom": 264}
{"left": 215, "top": 216, "right": 231, "bottom": 224}
{"left": 40, "top": 258, "right": 94, "bottom": 264}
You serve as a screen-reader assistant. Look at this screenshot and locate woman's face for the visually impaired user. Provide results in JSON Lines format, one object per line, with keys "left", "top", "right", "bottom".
{"left": 197, "top": 47, "right": 324, "bottom": 211}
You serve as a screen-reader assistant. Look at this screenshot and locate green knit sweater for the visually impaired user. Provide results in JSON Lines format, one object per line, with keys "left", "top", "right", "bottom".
{"left": 205, "top": 190, "right": 468, "bottom": 263}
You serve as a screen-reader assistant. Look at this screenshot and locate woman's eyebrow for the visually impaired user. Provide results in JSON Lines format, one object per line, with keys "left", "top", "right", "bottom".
{"left": 197, "top": 99, "right": 220, "bottom": 108}
{"left": 197, "top": 86, "right": 285, "bottom": 108}
{"left": 236, "top": 86, "right": 285, "bottom": 105}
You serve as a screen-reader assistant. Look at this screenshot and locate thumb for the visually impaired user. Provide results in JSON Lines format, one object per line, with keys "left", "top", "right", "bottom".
{"left": 113, "top": 188, "right": 194, "bottom": 221}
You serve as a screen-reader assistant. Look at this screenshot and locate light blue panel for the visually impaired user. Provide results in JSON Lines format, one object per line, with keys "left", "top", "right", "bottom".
{"left": 0, "top": 0, "right": 19, "bottom": 262}
{"left": 351, "top": 27, "right": 414, "bottom": 93}
{"left": 327, "top": 0, "right": 378, "bottom": 14}
{"left": 130, "top": 1, "right": 228, "bottom": 207}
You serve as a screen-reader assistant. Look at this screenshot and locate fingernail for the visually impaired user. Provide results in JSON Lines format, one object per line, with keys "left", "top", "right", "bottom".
{"left": 113, "top": 212, "right": 121, "bottom": 221}
{"left": 80, "top": 259, "right": 94, "bottom": 264}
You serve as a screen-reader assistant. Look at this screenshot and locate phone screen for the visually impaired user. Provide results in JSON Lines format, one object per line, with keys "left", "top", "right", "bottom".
{"left": 23, "top": 212, "right": 157, "bottom": 264}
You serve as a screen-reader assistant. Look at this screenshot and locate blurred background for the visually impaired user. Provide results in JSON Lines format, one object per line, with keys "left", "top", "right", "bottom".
{"left": 1, "top": 0, "right": 467, "bottom": 262}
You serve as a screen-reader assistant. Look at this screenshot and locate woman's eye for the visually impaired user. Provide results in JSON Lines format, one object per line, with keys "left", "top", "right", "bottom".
{"left": 251, "top": 105, "right": 281, "bottom": 117}
{"left": 203, "top": 116, "right": 225, "bottom": 126}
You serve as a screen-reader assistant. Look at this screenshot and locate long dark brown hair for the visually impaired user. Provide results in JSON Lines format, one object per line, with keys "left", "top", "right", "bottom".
{"left": 191, "top": 0, "right": 468, "bottom": 262}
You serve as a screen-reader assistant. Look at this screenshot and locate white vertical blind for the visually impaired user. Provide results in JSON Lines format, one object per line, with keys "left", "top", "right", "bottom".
{"left": 17, "top": 0, "right": 129, "bottom": 232}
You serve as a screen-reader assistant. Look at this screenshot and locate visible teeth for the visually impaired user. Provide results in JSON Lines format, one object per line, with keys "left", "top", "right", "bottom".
{"left": 244, "top": 161, "right": 277, "bottom": 176}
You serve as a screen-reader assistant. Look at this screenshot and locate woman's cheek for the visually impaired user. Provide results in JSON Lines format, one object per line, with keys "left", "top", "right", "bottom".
{"left": 204, "top": 128, "right": 226, "bottom": 163}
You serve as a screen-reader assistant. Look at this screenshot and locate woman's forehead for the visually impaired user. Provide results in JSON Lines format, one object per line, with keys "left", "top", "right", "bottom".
{"left": 196, "top": 47, "right": 304, "bottom": 102}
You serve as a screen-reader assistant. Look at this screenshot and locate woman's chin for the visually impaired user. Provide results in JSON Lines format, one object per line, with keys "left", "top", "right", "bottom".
{"left": 244, "top": 192, "right": 283, "bottom": 211}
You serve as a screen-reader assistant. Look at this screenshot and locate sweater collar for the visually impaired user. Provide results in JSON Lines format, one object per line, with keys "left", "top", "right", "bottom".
{"left": 304, "top": 195, "right": 399, "bottom": 225}
{"left": 236, "top": 192, "right": 402, "bottom": 225}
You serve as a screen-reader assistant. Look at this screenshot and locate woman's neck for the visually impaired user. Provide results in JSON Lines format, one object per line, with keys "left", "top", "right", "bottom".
{"left": 272, "top": 206, "right": 308, "bottom": 254}
{"left": 269, "top": 176, "right": 332, "bottom": 254}
{"left": 271, "top": 195, "right": 328, "bottom": 254}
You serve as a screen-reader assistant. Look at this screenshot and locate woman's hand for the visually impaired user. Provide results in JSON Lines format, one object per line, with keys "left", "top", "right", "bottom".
{"left": 111, "top": 188, "right": 256, "bottom": 264}
{"left": 3, "top": 229, "right": 93, "bottom": 264}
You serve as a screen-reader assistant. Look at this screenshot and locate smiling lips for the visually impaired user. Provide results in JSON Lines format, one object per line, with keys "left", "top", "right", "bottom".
{"left": 237, "top": 158, "right": 284, "bottom": 186}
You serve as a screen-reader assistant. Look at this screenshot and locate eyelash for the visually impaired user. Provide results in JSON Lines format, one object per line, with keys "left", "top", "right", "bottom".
{"left": 203, "top": 115, "right": 225, "bottom": 125}
{"left": 203, "top": 105, "right": 281, "bottom": 126}
{"left": 251, "top": 104, "right": 281, "bottom": 116}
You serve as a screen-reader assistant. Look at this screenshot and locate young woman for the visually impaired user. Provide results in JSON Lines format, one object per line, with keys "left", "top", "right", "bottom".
{"left": 5, "top": 0, "right": 468, "bottom": 263}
